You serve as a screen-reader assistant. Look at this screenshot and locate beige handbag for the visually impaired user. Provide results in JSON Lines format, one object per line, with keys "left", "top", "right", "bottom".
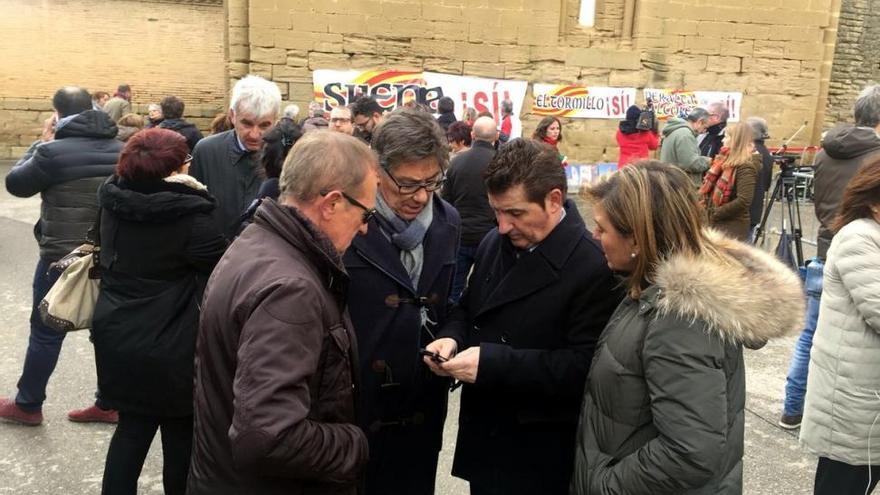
{"left": 38, "top": 243, "right": 101, "bottom": 332}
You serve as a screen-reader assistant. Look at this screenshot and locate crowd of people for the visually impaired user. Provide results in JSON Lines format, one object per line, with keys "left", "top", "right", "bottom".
{"left": 1, "top": 74, "right": 878, "bottom": 495}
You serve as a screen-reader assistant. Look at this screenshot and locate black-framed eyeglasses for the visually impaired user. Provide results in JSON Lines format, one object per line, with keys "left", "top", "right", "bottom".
{"left": 382, "top": 167, "right": 445, "bottom": 195}
{"left": 320, "top": 189, "right": 376, "bottom": 225}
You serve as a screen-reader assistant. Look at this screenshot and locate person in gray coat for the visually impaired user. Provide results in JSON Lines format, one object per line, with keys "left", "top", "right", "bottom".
{"left": 800, "top": 158, "right": 880, "bottom": 494}
{"left": 571, "top": 161, "right": 804, "bottom": 495}
{"left": 659, "top": 108, "right": 711, "bottom": 185}
{"left": 189, "top": 75, "right": 281, "bottom": 239}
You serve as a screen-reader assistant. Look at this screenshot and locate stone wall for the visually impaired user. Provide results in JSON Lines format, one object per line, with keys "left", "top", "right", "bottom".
{"left": 0, "top": 0, "right": 226, "bottom": 158}
{"left": 824, "top": 0, "right": 880, "bottom": 127}
{"left": 234, "top": 0, "right": 842, "bottom": 162}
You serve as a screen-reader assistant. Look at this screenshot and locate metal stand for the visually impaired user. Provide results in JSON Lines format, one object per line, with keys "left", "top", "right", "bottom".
{"left": 753, "top": 170, "right": 804, "bottom": 267}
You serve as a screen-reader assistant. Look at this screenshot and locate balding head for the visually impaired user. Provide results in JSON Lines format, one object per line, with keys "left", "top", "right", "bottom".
{"left": 472, "top": 116, "right": 498, "bottom": 143}
{"left": 52, "top": 86, "right": 92, "bottom": 118}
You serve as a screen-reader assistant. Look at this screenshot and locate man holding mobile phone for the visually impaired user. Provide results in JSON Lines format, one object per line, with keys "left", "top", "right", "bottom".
{"left": 424, "top": 138, "right": 620, "bottom": 495}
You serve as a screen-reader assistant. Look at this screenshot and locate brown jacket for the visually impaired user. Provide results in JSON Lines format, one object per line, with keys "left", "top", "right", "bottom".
{"left": 706, "top": 155, "right": 760, "bottom": 242}
{"left": 187, "top": 199, "right": 368, "bottom": 495}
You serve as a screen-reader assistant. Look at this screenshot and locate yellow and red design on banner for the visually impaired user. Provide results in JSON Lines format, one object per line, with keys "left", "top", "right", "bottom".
{"left": 532, "top": 84, "right": 637, "bottom": 119}
{"left": 643, "top": 88, "right": 742, "bottom": 122}
{"left": 312, "top": 69, "right": 528, "bottom": 136}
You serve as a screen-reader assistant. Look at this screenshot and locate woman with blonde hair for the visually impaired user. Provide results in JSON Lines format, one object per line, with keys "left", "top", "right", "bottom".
{"left": 800, "top": 157, "right": 880, "bottom": 494}
{"left": 698, "top": 122, "right": 761, "bottom": 241}
{"left": 571, "top": 161, "right": 804, "bottom": 494}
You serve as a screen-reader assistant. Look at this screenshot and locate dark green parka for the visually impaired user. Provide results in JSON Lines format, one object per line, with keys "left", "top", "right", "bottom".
{"left": 571, "top": 232, "right": 804, "bottom": 495}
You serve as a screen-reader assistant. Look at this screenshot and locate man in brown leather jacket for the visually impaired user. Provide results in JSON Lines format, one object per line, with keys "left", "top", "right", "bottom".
{"left": 187, "top": 131, "right": 378, "bottom": 494}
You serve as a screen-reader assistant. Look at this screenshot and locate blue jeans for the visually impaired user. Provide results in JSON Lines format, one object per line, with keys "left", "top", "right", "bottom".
{"left": 15, "top": 258, "right": 103, "bottom": 412}
{"left": 451, "top": 245, "right": 479, "bottom": 304}
{"left": 782, "top": 257, "right": 823, "bottom": 417}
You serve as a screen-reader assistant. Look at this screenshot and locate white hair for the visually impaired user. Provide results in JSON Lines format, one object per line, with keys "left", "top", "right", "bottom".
{"left": 229, "top": 75, "right": 282, "bottom": 119}
{"left": 283, "top": 104, "right": 300, "bottom": 120}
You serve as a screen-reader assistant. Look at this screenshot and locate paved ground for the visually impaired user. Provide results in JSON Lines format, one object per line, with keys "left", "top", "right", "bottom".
{"left": 0, "top": 160, "right": 821, "bottom": 494}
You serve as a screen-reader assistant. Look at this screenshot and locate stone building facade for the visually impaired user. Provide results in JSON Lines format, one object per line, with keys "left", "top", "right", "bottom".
{"left": 0, "top": 0, "right": 849, "bottom": 161}
{"left": 229, "top": 0, "right": 841, "bottom": 161}
{"left": 824, "top": 0, "right": 880, "bottom": 126}
{"left": 0, "top": 0, "right": 226, "bottom": 158}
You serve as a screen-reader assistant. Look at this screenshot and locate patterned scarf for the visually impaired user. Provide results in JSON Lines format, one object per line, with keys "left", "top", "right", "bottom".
{"left": 374, "top": 192, "right": 433, "bottom": 289}
{"left": 699, "top": 148, "right": 737, "bottom": 207}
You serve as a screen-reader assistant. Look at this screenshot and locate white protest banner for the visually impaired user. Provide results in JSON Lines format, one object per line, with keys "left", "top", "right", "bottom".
{"left": 532, "top": 84, "right": 637, "bottom": 119}
{"left": 312, "top": 69, "right": 528, "bottom": 135}
{"left": 643, "top": 88, "right": 742, "bottom": 121}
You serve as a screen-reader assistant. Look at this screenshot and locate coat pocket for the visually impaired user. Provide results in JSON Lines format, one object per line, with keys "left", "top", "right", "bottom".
{"left": 312, "top": 323, "right": 355, "bottom": 423}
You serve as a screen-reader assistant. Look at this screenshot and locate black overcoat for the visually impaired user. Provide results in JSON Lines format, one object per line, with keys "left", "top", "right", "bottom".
{"left": 343, "top": 198, "right": 460, "bottom": 495}
{"left": 438, "top": 200, "right": 621, "bottom": 494}
{"left": 91, "top": 175, "right": 227, "bottom": 417}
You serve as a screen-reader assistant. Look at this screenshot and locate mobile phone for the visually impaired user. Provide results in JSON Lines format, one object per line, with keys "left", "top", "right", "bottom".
{"left": 419, "top": 348, "right": 448, "bottom": 363}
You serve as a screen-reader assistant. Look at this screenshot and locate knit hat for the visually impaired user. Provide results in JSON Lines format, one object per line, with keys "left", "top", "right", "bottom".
{"left": 626, "top": 105, "right": 641, "bottom": 122}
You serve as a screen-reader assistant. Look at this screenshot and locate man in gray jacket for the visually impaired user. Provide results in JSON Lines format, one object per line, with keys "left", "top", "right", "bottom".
{"left": 189, "top": 75, "right": 281, "bottom": 239}
{"left": 659, "top": 108, "right": 711, "bottom": 185}
{"left": 778, "top": 84, "right": 880, "bottom": 429}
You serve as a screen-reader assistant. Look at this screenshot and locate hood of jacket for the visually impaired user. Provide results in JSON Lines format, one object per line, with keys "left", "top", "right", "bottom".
{"left": 99, "top": 174, "right": 215, "bottom": 223}
{"left": 55, "top": 110, "right": 119, "bottom": 140}
{"left": 661, "top": 117, "right": 692, "bottom": 138}
{"left": 651, "top": 230, "right": 805, "bottom": 347}
{"left": 116, "top": 125, "right": 140, "bottom": 142}
{"left": 821, "top": 124, "right": 880, "bottom": 160}
{"left": 159, "top": 118, "right": 197, "bottom": 132}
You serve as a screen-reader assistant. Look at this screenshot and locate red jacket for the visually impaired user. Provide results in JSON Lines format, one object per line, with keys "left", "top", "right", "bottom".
{"left": 616, "top": 128, "right": 659, "bottom": 168}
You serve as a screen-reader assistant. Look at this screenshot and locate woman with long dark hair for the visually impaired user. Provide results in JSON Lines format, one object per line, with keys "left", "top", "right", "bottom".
{"left": 616, "top": 105, "right": 659, "bottom": 168}
{"left": 92, "top": 128, "right": 227, "bottom": 494}
{"left": 800, "top": 157, "right": 880, "bottom": 495}
{"left": 533, "top": 116, "right": 568, "bottom": 167}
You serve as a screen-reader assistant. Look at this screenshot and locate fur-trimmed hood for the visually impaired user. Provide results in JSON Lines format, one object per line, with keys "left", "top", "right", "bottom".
{"left": 652, "top": 230, "right": 805, "bottom": 347}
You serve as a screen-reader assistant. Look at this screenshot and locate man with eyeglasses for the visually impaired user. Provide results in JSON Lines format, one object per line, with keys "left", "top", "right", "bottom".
{"left": 350, "top": 95, "right": 386, "bottom": 144}
{"left": 329, "top": 105, "right": 355, "bottom": 135}
{"left": 343, "top": 107, "right": 460, "bottom": 495}
{"left": 188, "top": 131, "right": 377, "bottom": 494}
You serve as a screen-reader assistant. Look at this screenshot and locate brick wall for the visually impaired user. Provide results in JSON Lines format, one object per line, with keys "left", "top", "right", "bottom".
{"left": 825, "top": 0, "right": 880, "bottom": 127}
{"left": 0, "top": 0, "right": 226, "bottom": 159}
{"left": 235, "top": 0, "right": 841, "bottom": 162}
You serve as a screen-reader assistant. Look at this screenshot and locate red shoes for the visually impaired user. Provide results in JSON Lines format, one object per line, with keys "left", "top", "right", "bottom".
{"left": 0, "top": 397, "right": 43, "bottom": 426}
{"left": 67, "top": 404, "right": 118, "bottom": 424}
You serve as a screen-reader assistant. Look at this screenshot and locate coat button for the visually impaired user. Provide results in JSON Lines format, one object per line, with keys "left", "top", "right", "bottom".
{"left": 473, "top": 324, "right": 480, "bottom": 332}
{"left": 501, "top": 333, "right": 509, "bottom": 344}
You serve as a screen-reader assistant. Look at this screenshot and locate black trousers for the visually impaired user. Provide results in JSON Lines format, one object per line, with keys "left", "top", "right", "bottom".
{"left": 815, "top": 457, "right": 879, "bottom": 495}
{"left": 102, "top": 412, "right": 193, "bottom": 495}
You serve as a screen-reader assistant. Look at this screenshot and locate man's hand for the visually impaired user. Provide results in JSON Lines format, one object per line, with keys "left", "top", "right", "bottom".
{"left": 440, "top": 346, "right": 479, "bottom": 384}
{"left": 41, "top": 115, "right": 56, "bottom": 142}
{"left": 424, "top": 338, "right": 458, "bottom": 376}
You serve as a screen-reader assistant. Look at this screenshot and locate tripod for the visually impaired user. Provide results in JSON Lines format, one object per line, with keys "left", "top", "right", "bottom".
{"left": 752, "top": 168, "right": 804, "bottom": 268}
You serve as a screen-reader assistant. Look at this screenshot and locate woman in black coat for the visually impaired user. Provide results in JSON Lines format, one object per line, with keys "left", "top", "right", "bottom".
{"left": 91, "top": 128, "right": 227, "bottom": 495}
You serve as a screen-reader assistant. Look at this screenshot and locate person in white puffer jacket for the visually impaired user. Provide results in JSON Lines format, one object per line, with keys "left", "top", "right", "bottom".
{"left": 800, "top": 156, "right": 880, "bottom": 495}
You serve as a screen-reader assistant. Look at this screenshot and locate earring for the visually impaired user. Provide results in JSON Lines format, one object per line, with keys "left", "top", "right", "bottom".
{"left": 630, "top": 252, "right": 637, "bottom": 258}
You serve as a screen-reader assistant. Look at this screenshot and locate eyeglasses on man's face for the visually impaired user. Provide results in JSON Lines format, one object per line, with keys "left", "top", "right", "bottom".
{"left": 382, "top": 167, "right": 445, "bottom": 195}
{"left": 320, "top": 189, "right": 376, "bottom": 224}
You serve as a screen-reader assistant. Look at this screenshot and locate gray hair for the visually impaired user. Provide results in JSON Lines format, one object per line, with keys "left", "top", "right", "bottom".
{"left": 746, "top": 117, "right": 770, "bottom": 140}
{"left": 372, "top": 107, "right": 450, "bottom": 172}
{"left": 854, "top": 85, "right": 880, "bottom": 127}
{"left": 147, "top": 103, "right": 162, "bottom": 113}
{"left": 308, "top": 101, "right": 325, "bottom": 118}
{"left": 686, "top": 107, "right": 710, "bottom": 123}
{"left": 501, "top": 99, "right": 514, "bottom": 116}
{"left": 229, "top": 75, "right": 282, "bottom": 118}
{"left": 472, "top": 116, "right": 497, "bottom": 142}
{"left": 708, "top": 101, "right": 730, "bottom": 122}
{"left": 283, "top": 104, "right": 300, "bottom": 120}
{"left": 279, "top": 131, "right": 377, "bottom": 202}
